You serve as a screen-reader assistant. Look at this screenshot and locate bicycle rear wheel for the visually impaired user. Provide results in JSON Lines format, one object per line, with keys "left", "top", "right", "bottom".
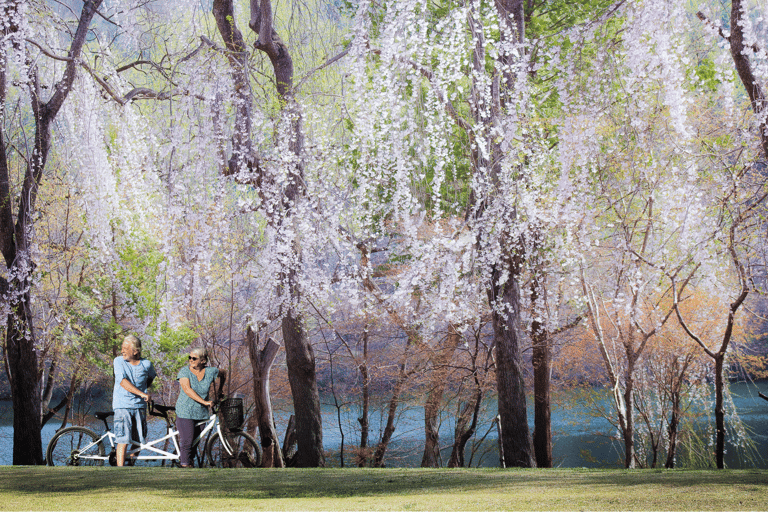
{"left": 46, "top": 426, "right": 105, "bottom": 466}
{"left": 205, "top": 431, "right": 261, "bottom": 468}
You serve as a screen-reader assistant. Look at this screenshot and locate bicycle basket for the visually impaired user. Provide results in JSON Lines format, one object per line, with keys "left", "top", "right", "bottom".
{"left": 220, "top": 398, "right": 244, "bottom": 430}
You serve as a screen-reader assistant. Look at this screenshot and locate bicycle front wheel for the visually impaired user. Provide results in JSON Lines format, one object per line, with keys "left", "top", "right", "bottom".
{"left": 46, "top": 426, "right": 105, "bottom": 466}
{"left": 206, "top": 431, "right": 261, "bottom": 468}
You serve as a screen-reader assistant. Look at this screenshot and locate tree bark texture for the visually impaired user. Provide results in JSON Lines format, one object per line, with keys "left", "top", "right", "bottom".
{"left": 211, "top": 0, "right": 259, "bottom": 177}
{"left": 714, "top": 355, "right": 726, "bottom": 469}
{"left": 357, "top": 325, "right": 370, "bottom": 466}
{"left": 467, "top": 0, "right": 534, "bottom": 468}
{"left": 622, "top": 354, "right": 636, "bottom": 469}
{"left": 530, "top": 271, "right": 552, "bottom": 468}
{"left": 246, "top": 328, "right": 284, "bottom": 467}
{"left": 728, "top": 0, "right": 768, "bottom": 159}
{"left": 489, "top": 268, "right": 535, "bottom": 467}
{"left": 282, "top": 308, "right": 324, "bottom": 467}
{"left": 665, "top": 389, "right": 681, "bottom": 469}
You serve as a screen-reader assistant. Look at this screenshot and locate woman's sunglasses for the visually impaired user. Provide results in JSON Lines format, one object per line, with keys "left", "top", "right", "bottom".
{"left": 188, "top": 356, "right": 199, "bottom": 361}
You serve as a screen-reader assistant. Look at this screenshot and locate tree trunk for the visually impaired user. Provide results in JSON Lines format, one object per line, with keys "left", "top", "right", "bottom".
{"left": 530, "top": 272, "right": 552, "bottom": 468}
{"left": 714, "top": 354, "right": 725, "bottom": 469}
{"left": 282, "top": 414, "right": 298, "bottom": 466}
{"left": 728, "top": 0, "right": 768, "bottom": 158}
{"left": 282, "top": 308, "right": 324, "bottom": 467}
{"left": 623, "top": 355, "right": 636, "bottom": 469}
{"left": 490, "top": 266, "right": 535, "bottom": 467}
{"left": 6, "top": 305, "right": 43, "bottom": 465}
{"left": 357, "top": 324, "right": 370, "bottom": 466}
{"left": 40, "top": 350, "right": 58, "bottom": 417}
{"left": 372, "top": 371, "right": 407, "bottom": 468}
{"left": 447, "top": 385, "right": 483, "bottom": 468}
{"left": 421, "top": 326, "right": 462, "bottom": 467}
{"left": 664, "top": 355, "right": 690, "bottom": 469}
{"left": 466, "top": 0, "right": 533, "bottom": 469}
{"left": 247, "top": 328, "right": 284, "bottom": 468}
{"left": 665, "top": 388, "right": 681, "bottom": 469}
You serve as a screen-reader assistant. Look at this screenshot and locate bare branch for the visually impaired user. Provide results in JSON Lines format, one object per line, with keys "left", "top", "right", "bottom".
{"left": 24, "top": 39, "right": 73, "bottom": 63}
{"left": 295, "top": 46, "right": 350, "bottom": 93}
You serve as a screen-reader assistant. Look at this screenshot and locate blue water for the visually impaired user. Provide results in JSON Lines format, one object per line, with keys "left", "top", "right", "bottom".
{"left": 2, "top": 381, "right": 768, "bottom": 467}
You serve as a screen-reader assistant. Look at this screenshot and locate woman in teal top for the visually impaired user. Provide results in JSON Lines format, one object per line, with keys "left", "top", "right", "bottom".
{"left": 175, "top": 347, "right": 224, "bottom": 467}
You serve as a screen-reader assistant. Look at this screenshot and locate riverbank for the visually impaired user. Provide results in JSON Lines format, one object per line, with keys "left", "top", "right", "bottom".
{"left": 2, "top": 380, "right": 767, "bottom": 468}
{"left": 1, "top": 466, "right": 765, "bottom": 511}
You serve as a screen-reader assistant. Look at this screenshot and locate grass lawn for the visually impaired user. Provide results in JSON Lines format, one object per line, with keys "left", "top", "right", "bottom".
{"left": 0, "top": 466, "right": 766, "bottom": 511}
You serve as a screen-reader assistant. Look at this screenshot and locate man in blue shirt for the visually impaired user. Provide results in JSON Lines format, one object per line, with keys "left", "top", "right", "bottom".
{"left": 113, "top": 334, "right": 156, "bottom": 466}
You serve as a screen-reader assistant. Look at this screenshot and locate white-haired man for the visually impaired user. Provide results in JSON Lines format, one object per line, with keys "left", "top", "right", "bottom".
{"left": 112, "top": 334, "right": 156, "bottom": 466}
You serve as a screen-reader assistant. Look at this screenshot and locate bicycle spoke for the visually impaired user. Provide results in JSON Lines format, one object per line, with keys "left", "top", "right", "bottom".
{"left": 46, "top": 427, "right": 105, "bottom": 466}
{"left": 205, "top": 431, "right": 261, "bottom": 468}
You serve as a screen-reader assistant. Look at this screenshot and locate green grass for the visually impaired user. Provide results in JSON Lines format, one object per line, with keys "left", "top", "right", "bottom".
{"left": 0, "top": 467, "right": 766, "bottom": 511}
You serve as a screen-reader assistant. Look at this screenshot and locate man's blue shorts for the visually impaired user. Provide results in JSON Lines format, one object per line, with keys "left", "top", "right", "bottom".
{"left": 113, "top": 408, "right": 147, "bottom": 445}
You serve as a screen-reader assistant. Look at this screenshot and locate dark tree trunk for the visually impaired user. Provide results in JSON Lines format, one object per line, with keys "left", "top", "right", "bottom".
{"left": 372, "top": 370, "right": 407, "bottom": 467}
{"left": 489, "top": 266, "right": 535, "bottom": 468}
{"left": 665, "top": 390, "right": 681, "bottom": 468}
{"left": 530, "top": 272, "right": 551, "bottom": 468}
{"left": 247, "top": 328, "right": 284, "bottom": 467}
{"left": 664, "top": 355, "right": 690, "bottom": 469}
{"left": 728, "top": 0, "right": 768, "bottom": 158}
{"left": 466, "top": 0, "right": 533, "bottom": 469}
{"left": 672, "top": 227, "right": 749, "bottom": 470}
{"left": 357, "top": 324, "right": 370, "bottom": 466}
{"left": 6, "top": 305, "right": 43, "bottom": 465}
{"left": 282, "top": 309, "right": 324, "bottom": 467}
{"left": 531, "top": 324, "right": 551, "bottom": 468}
{"left": 714, "top": 355, "right": 725, "bottom": 469}
{"left": 623, "top": 355, "right": 636, "bottom": 469}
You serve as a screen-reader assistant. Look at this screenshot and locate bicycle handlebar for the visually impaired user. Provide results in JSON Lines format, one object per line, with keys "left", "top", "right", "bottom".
{"left": 148, "top": 400, "right": 225, "bottom": 416}
{"left": 148, "top": 401, "right": 176, "bottom": 417}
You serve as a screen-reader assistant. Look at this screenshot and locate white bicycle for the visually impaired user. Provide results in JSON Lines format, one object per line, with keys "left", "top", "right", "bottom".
{"left": 45, "top": 400, "right": 261, "bottom": 468}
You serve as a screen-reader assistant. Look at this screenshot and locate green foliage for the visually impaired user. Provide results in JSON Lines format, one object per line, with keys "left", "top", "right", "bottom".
{"left": 526, "top": 0, "right": 618, "bottom": 40}
{"left": 115, "top": 241, "right": 164, "bottom": 322}
{"left": 61, "top": 281, "right": 123, "bottom": 373}
{"left": 694, "top": 57, "right": 719, "bottom": 92}
{"left": 151, "top": 322, "right": 199, "bottom": 377}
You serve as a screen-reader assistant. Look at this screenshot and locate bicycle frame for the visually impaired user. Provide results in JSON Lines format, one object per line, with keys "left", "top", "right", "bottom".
{"left": 72, "top": 407, "right": 228, "bottom": 465}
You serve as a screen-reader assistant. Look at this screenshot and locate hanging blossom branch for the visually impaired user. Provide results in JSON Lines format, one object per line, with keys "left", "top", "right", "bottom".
{"left": 696, "top": 11, "right": 768, "bottom": 60}
{"left": 368, "top": 48, "right": 473, "bottom": 135}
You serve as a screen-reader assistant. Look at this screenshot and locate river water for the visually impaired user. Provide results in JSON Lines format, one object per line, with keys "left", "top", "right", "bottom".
{"left": 2, "top": 381, "right": 767, "bottom": 467}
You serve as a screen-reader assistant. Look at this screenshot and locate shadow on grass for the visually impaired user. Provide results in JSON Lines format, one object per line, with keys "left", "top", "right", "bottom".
{"left": 1, "top": 467, "right": 766, "bottom": 502}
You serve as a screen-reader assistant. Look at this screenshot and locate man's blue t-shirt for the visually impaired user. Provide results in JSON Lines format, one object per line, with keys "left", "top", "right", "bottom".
{"left": 113, "top": 356, "right": 156, "bottom": 410}
{"left": 175, "top": 366, "right": 219, "bottom": 420}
